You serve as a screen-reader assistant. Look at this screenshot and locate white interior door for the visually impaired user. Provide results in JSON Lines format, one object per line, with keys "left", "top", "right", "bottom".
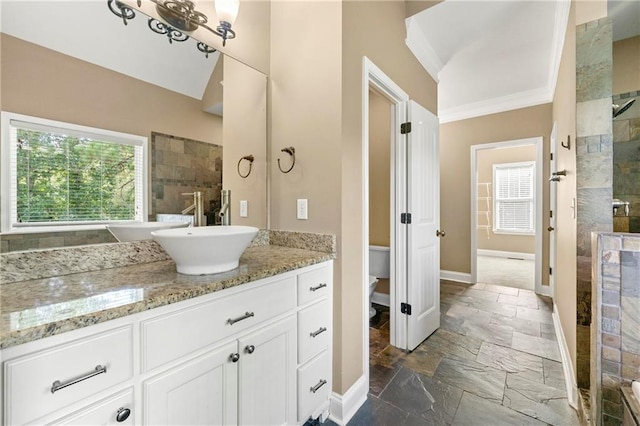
{"left": 405, "top": 100, "right": 440, "bottom": 351}
{"left": 549, "top": 123, "right": 558, "bottom": 299}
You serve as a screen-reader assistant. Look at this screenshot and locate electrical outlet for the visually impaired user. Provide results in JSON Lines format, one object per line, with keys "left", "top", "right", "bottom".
{"left": 240, "top": 200, "right": 248, "bottom": 218}
{"left": 297, "top": 199, "right": 308, "bottom": 220}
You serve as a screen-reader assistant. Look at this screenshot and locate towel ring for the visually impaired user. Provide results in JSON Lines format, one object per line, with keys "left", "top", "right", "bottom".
{"left": 277, "top": 147, "right": 296, "bottom": 174}
{"left": 237, "top": 155, "right": 254, "bottom": 178}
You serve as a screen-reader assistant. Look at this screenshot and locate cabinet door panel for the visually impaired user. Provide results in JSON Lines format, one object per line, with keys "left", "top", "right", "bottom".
{"left": 144, "top": 341, "right": 238, "bottom": 425}
{"left": 238, "top": 316, "right": 296, "bottom": 426}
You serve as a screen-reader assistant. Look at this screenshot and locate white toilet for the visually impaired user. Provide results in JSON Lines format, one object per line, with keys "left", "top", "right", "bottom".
{"left": 369, "top": 245, "right": 390, "bottom": 319}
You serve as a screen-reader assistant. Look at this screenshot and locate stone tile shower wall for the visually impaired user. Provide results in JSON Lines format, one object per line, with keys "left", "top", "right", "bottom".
{"left": 592, "top": 233, "right": 640, "bottom": 425}
{"left": 613, "top": 91, "right": 640, "bottom": 233}
{"left": 150, "top": 132, "right": 223, "bottom": 222}
{"left": 576, "top": 17, "right": 613, "bottom": 390}
{"left": 0, "top": 229, "right": 116, "bottom": 253}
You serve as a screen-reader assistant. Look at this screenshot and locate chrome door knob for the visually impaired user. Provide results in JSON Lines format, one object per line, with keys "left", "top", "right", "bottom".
{"left": 116, "top": 407, "right": 131, "bottom": 423}
{"left": 229, "top": 353, "right": 240, "bottom": 363}
{"left": 245, "top": 345, "right": 255, "bottom": 354}
{"left": 436, "top": 230, "right": 446, "bottom": 237}
{"left": 548, "top": 226, "right": 555, "bottom": 232}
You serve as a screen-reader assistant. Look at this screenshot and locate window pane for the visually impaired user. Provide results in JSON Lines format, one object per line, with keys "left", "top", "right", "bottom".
{"left": 494, "top": 162, "right": 534, "bottom": 233}
{"left": 16, "top": 128, "right": 136, "bottom": 223}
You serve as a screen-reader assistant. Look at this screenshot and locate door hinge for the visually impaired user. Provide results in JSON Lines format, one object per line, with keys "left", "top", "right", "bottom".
{"left": 401, "top": 122, "right": 412, "bottom": 134}
{"left": 549, "top": 267, "right": 553, "bottom": 275}
{"left": 401, "top": 303, "right": 412, "bottom": 315}
{"left": 400, "top": 213, "right": 412, "bottom": 224}
{"left": 550, "top": 210, "right": 553, "bottom": 218}
{"left": 550, "top": 153, "right": 554, "bottom": 160}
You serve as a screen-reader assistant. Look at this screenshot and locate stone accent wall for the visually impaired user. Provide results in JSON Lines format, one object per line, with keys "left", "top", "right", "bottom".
{"left": 0, "top": 229, "right": 116, "bottom": 253}
{"left": 576, "top": 17, "right": 613, "bottom": 390}
{"left": 592, "top": 233, "right": 640, "bottom": 425}
{"left": 150, "top": 132, "right": 223, "bottom": 223}
{"left": 612, "top": 91, "right": 640, "bottom": 233}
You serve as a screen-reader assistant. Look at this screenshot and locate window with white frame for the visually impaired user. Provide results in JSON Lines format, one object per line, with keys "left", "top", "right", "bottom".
{"left": 493, "top": 161, "right": 535, "bottom": 234}
{"left": 1, "top": 112, "right": 147, "bottom": 232}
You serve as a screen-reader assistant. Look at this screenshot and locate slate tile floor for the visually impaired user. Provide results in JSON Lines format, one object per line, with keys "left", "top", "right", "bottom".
{"left": 348, "top": 280, "right": 580, "bottom": 426}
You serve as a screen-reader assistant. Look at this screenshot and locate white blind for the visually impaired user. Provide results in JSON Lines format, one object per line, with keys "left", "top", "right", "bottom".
{"left": 4, "top": 113, "right": 146, "bottom": 228}
{"left": 493, "top": 162, "right": 534, "bottom": 233}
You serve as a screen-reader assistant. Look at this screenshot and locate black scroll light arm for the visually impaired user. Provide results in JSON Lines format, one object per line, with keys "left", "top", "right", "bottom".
{"left": 277, "top": 147, "right": 296, "bottom": 173}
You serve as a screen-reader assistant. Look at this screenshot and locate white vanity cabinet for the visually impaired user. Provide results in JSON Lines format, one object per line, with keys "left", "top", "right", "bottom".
{"left": 1, "top": 260, "right": 333, "bottom": 426}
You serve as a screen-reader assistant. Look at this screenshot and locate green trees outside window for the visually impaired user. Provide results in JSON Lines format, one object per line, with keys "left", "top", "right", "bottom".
{"left": 16, "top": 129, "right": 136, "bottom": 224}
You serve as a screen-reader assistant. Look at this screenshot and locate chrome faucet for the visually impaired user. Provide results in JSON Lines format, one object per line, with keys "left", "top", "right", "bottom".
{"left": 219, "top": 189, "right": 230, "bottom": 226}
{"left": 182, "top": 191, "right": 205, "bottom": 226}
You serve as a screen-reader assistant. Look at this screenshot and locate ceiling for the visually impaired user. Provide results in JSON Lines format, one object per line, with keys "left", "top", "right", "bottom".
{"left": 0, "top": 1, "right": 220, "bottom": 100}
{"left": 1, "top": 0, "right": 637, "bottom": 119}
{"left": 407, "top": 0, "right": 640, "bottom": 123}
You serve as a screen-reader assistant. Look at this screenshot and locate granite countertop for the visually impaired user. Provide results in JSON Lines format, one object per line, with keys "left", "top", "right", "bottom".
{"left": 0, "top": 244, "right": 334, "bottom": 350}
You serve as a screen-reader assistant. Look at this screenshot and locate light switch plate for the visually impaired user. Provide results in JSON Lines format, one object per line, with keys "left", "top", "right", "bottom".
{"left": 240, "top": 200, "right": 248, "bottom": 218}
{"left": 297, "top": 199, "right": 308, "bottom": 220}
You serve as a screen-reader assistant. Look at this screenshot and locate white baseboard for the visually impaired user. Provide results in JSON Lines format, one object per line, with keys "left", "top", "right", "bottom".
{"left": 440, "top": 270, "right": 472, "bottom": 284}
{"left": 328, "top": 374, "right": 368, "bottom": 425}
{"left": 552, "top": 303, "right": 579, "bottom": 410}
{"left": 372, "top": 291, "right": 390, "bottom": 307}
{"left": 477, "top": 249, "right": 535, "bottom": 260}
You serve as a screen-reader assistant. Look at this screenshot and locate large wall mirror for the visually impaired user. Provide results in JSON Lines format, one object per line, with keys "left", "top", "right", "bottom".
{"left": 610, "top": 0, "right": 640, "bottom": 233}
{"left": 0, "top": 0, "right": 268, "bottom": 252}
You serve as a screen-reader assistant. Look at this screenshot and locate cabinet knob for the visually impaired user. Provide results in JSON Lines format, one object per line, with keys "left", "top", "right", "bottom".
{"left": 245, "top": 345, "right": 255, "bottom": 354}
{"left": 229, "top": 353, "right": 240, "bottom": 363}
{"left": 436, "top": 229, "right": 446, "bottom": 237}
{"left": 116, "top": 407, "right": 131, "bottom": 423}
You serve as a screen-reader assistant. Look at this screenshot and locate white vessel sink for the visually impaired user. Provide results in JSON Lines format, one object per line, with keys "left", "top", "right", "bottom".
{"left": 151, "top": 226, "right": 259, "bottom": 275}
{"left": 106, "top": 221, "right": 190, "bottom": 242}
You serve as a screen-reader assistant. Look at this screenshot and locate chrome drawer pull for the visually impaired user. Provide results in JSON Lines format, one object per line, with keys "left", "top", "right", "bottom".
{"left": 310, "top": 283, "right": 327, "bottom": 292}
{"left": 310, "top": 379, "right": 327, "bottom": 393}
{"left": 227, "top": 311, "right": 255, "bottom": 325}
{"left": 51, "top": 365, "right": 107, "bottom": 394}
{"left": 310, "top": 327, "right": 327, "bottom": 338}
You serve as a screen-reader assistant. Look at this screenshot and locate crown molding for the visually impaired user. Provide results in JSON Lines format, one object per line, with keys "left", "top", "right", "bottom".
{"left": 439, "top": 86, "right": 553, "bottom": 124}
{"left": 405, "top": 16, "right": 442, "bottom": 83}
{"left": 548, "top": 0, "right": 572, "bottom": 98}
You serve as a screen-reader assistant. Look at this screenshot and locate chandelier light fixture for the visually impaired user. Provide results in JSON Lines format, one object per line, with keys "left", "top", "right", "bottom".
{"left": 108, "top": 0, "right": 239, "bottom": 57}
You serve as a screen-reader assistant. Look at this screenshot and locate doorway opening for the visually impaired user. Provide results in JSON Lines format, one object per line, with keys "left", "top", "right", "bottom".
{"left": 470, "top": 137, "right": 546, "bottom": 295}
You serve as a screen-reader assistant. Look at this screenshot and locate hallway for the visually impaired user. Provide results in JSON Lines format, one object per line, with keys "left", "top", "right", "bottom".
{"left": 350, "top": 280, "right": 580, "bottom": 425}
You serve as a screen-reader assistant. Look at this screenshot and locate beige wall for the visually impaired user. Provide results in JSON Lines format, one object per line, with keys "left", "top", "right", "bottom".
{"left": 202, "top": 55, "right": 225, "bottom": 113}
{"left": 613, "top": 35, "right": 640, "bottom": 95}
{"left": 222, "top": 56, "right": 268, "bottom": 228}
{"left": 439, "top": 104, "right": 552, "bottom": 281}
{"left": 369, "top": 89, "right": 391, "bottom": 248}
{"left": 476, "top": 145, "right": 536, "bottom": 254}
{"left": 269, "top": 0, "right": 344, "bottom": 389}
{"left": 405, "top": 0, "right": 442, "bottom": 18}
{"left": 552, "top": 2, "right": 578, "bottom": 377}
{"left": 1, "top": 34, "right": 222, "bottom": 145}
{"left": 575, "top": 0, "right": 607, "bottom": 26}
{"left": 341, "top": 1, "right": 437, "bottom": 393}
{"left": 270, "top": 0, "right": 438, "bottom": 395}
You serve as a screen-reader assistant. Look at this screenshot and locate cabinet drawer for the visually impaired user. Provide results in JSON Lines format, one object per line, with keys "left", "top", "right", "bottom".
{"left": 297, "top": 350, "right": 331, "bottom": 422}
{"left": 297, "top": 266, "right": 331, "bottom": 306}
{"left": 46, "top": 388, "right": 134, "bottom": 425}
{"left": 5, "top": 326, "right": 133, "bottom": 426}
{"left": 142, "top": 276, "right": 296, "bottom": 372}
{"left": 298, "top": 300, "right": 330, "bottom": 364}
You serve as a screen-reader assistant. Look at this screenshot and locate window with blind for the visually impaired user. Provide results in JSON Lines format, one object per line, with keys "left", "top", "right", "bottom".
{"left": 493, "top": 161, "right": 535, "bottom": 234}
{"left": 1, "top": 112, "right": 147, "bottom": 231}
